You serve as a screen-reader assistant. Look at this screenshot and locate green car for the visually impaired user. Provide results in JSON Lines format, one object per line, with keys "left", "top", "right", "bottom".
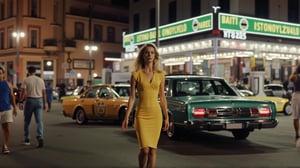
{"left": 164, "top": 75, "right": 278, "bottom": 140}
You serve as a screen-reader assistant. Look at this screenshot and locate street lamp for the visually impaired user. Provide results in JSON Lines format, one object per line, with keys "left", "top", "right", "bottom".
{"left": 84, "top": 45, "right": 98, "bottom": 85}
{"left": 12, "top": 31, "right": 25, "bottom": 85}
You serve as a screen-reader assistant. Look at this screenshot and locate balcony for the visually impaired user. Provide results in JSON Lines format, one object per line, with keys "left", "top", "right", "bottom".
{"left": 43, "top": 39, "right": 58, "bottom": 52}
{"left": 64, "top": 39, "right": 77, "bottom": 52}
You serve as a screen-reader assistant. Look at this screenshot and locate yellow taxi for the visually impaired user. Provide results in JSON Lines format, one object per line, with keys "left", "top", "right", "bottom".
{"left": 237, "top": 89, "right": 292, "bottom": 116}
{"left": 62, "top": 84, "right": 133, "bottom": 125}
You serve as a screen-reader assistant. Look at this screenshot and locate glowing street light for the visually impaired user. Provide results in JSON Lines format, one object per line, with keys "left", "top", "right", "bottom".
{"left": 84, "top": 45, "right": 98, "bottom": 85}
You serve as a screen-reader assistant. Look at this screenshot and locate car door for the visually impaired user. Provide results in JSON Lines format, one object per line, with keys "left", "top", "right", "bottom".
{"left": 94, "top": 87, "right": 112, "bottom": 118}
{"left": 81, "top": 87, "right": 99, "bottom": 119}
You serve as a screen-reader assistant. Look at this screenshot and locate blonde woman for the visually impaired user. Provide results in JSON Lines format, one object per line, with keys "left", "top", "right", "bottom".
{"left": 122, "top": 43, "right": 169, "bottom": 168}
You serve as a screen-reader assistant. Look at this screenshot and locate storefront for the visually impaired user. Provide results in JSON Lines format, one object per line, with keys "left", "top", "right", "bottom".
{"left": 122, "top": 12, "right": 300, "bottom": 84}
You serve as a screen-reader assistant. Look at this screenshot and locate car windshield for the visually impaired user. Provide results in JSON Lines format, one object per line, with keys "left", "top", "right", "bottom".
{"left": 111, "top": 86, "right": 130, "bottom": 97}
{"left": 173, "top": 79, "right": 238, "bottom": 96}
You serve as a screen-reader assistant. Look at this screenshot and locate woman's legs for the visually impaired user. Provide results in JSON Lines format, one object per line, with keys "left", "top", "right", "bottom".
{"left": 294, "top": 119, "right": 299, "bottom": 138}
{"left": 147, "top": 148, "right": 157, "bottom": 168}
{"left": 2, "top": 122, "right": 10, "bottom": 152}
{"left": 139, "top": 147, "right": 149, "bottom": 168}
{"left": 138, "top": 147, "right": 157, "bottom": 168}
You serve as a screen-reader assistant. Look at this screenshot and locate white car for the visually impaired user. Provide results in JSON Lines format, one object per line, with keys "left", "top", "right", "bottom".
{"left": 264, "top": 84, "right": 286, "bottom": 97}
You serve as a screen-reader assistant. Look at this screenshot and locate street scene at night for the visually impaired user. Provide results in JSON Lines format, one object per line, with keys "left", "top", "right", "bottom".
{"left": 1, "top": 0, "right": 300, "bottom": 168}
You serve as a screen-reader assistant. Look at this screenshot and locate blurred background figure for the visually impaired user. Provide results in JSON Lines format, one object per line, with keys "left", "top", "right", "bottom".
{"left": 45, "top": 82, "right": 53, "bottom": 112}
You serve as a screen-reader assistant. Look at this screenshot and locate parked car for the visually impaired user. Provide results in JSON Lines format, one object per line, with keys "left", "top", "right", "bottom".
{"left": 62, "top": 84, "right": 133, "bottom": 125}
{"left": 264, "top": 84, "right": 287, "bottom": 98}
{"left": 164, "top": 75, "right": 278, "bottom": 140}
{"left": 232, "top": 86, "right": 292, "bottom": 116}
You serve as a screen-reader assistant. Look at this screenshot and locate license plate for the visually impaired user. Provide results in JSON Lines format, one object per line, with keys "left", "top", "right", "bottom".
{"left": 226, "top": 123, "right": 242, "bottom": 129}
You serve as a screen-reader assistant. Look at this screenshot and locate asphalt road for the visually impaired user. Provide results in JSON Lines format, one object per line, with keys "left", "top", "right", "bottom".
{"left": 0, "top": 101, "right": 299, "bottom": 168}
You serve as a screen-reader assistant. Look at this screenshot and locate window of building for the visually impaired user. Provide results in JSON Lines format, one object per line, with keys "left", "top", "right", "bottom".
{"left": 255, "top": 0, "right": 269, "bottom": 19}
{"left": 94, "top": 24, "right": 103, "bottom": 42}
{"left": 75, "top": 22, "right": 84, "bottom": 40}
{"left": 8, "top": 28, "right": 13, "bottom": 48}
{"left": 0, "top": 2, "right": 4, "bottom": 19}
{"left": 53, "top": 0, "right": 59, "bottom": 24}
{"left": 7, "top": 61, "right": 14, "bottom": 82}
{"left": 0, "top": 31, "right": 4, "bottom": 49}
{"left": 107, "top": 26, "right": 115, "bottom": 42}
{"left": 191, "top": 0, "right": 201, "bottom": 17}
{"left": 288, "top": 0, "right": 299, "bottom": 23}
{"left": 7, "top": 0, "right": 13, "bottom": 17}
{"left": 169, "top": 1, "right": 177, "bottom": 23}
{"left": 133, "top": 13, "right": 140, "bottom": 32}
{"left": 29, "top": 28, "right": 39, "bottom": 48}
{"left": 29, "top": 0, "right": 39, "bottom": 17}
{"left": 219, "top": 0, "right": 230, "bottom": 13}
{"left": 149, "top": 8, "right": 155, "bottom": 28}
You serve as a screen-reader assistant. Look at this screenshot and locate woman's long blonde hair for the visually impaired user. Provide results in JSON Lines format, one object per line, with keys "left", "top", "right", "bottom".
{"left": 134, "top": 43, "right": 160, "bottom": 72}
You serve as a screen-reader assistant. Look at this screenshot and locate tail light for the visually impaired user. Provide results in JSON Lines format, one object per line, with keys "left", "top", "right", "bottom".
{"left": 251, "top": 107, "right": 271, "bottom": 117}
{"left": 258, "top": 107, "right": 271, "bottom": 117}
{"left": 193, "top": 108, "right": 206, "bottom": 118}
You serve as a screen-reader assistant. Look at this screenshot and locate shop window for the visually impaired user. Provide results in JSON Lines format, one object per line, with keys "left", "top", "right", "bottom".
{"left": 75, "top": 22, "right": 84, "bottom": 40}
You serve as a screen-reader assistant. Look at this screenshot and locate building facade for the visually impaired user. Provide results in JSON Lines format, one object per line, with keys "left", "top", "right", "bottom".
{"left": 122, "top": 0, "right": 300, "bottom": 85}
{"left": 0, "top": 0, "right": 129, "bottom": 88}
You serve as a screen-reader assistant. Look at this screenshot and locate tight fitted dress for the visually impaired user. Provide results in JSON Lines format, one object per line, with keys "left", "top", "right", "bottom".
{"left": 133, "top": 70, "right": 163, "bottom": 149}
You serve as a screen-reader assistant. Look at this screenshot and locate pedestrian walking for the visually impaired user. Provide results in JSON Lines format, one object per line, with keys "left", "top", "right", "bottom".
{"left": 0, "top": 66, "right": 17, "bottom": 154}
{"left": 122, "top": 43, "right": 169, "bottom": 168}
{"left": 19, "top": 66, "right": 46, "bottom": 148}
{"left": 289, "top": 63, "right": 300, "bottom": 147}
{"left": 45, "top": 82, "right": 53, "bottom": 112}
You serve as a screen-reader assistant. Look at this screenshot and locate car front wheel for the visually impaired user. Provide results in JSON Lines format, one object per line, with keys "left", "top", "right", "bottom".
{"left": 75, "top": 108, "right": 87, "bottom": 125}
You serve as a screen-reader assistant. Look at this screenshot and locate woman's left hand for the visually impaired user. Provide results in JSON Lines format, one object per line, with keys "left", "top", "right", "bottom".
{"left": 162, "top": 119, "right": 169, "bottom": 131}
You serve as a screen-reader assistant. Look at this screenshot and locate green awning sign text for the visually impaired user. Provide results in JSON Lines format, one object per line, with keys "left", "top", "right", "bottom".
{"left": 219, "top": 13, "right": 300, "bottom": 39}
{"left": 123, "top": 13, "right": 212, "bottom": 48}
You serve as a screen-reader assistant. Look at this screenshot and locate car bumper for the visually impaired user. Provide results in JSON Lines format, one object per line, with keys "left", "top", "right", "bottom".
{"left": 181, "top": 119, "right": 278, "bottom": 131}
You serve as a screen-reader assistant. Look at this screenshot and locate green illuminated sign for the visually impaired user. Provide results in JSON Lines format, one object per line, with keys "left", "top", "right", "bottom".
{"left": 219, "top": 13, "right": 300, "bottom": 39}
{"left": 123, "top": 13, "right": 213, "bottom": 48}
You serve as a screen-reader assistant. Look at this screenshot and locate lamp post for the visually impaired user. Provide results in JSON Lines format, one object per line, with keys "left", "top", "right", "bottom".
{"left": 12, "top": 31, "right": 25, "bottom": 85}
{"left": 84, "top": 45, "right": 98, "bottom": 85}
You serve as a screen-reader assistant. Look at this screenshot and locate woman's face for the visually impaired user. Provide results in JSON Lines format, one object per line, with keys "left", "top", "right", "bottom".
{"left": 143, "top": 46, "right": 155, "bottom": 64}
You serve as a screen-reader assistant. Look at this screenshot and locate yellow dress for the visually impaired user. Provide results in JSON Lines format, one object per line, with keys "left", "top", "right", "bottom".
{"left": 133, "top": 70, "right": 164, "bottom": 149}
